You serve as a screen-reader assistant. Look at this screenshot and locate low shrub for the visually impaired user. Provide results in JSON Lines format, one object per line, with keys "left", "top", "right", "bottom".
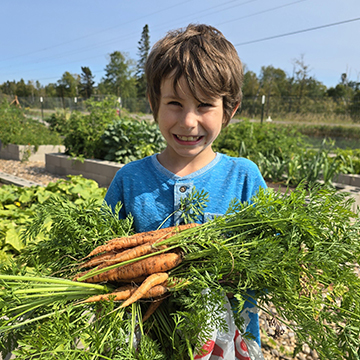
{"left": 46, "top": 96, "right": 137, "bottom": 159}
{"left": 98, "top": 116, "right": 165, "bottom": 164}
{"left": 213, "top": 120, "right": 307, "bottom": 160}
{"left": 334, "top": 148, "right": 360, "bottom": 174}
{"left": 214, "top": 121, "right": 360, "bottom": 186}
{"left": 0, "top": 100, "right": 63, "bottom": 147}
{"left": 0, "top": 175, "right": 106, "bottom": 265}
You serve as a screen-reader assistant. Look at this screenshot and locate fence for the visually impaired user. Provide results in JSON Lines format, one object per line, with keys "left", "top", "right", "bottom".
{"left": 1, "top": 94, "right": 359, "bottom": 122}
{"left": 0, "top": 94, "right": 152, "bottom": 114}
{"left": 240, "top": 95, "right": 360, "bottom": 122}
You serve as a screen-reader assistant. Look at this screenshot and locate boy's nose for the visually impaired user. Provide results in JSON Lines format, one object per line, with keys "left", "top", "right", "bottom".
{"left": 180, "top": 109, "right": 198, "bottom": 128}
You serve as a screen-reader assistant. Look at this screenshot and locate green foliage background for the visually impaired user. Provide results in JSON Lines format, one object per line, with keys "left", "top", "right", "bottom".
{"left": 0, "top": 100, "right": 63, "bottom": 147}
{"left": 99, "top": 116, "right": 165, "bottom": 164}
{"left": 0, "top": 176, "right": 106, "bottom": 264}
{"left": 214, "top": 120, "right": 360, "bottom": 185}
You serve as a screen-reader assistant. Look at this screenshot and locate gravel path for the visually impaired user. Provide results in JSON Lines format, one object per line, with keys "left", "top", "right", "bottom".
{"left": 0, "top": 158, "right": 320, "bottom": 360}
{"left": 0, "top": 159, "right": 67, "bottom": 186}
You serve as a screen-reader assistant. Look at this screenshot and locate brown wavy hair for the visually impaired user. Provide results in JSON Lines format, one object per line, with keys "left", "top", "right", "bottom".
{"left": 145, "top": 24, "right": 243, "bottom": 126}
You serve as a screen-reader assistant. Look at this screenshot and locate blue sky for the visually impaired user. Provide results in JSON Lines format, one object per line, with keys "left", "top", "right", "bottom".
{"left": 1, "top": 0, "right": 359, "bottom": 89}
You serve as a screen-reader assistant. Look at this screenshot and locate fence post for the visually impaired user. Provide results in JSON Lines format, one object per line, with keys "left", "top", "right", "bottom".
{"left": 261, "top": 95, "right": 265, "bottom": 125}
{"left": 117, "top": 97, "right": 122, "bottom": 117}
{"left": 40, "top": 97, "right": 44, "bottom": 120}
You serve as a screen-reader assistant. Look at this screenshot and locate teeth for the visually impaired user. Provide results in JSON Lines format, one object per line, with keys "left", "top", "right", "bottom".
{"left": 177, "top": 135, "right": 200, "bottom": 141}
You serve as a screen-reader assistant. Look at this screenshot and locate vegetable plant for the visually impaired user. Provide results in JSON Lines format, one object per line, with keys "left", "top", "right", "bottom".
{"left": 61, "top": 97, "right": 119, "bottom": 158}
{"left": 1, "top": 184, "right": 359, "bottom": 359}
{"left": 0, "top": 99, "right": 63, "bottom": 147}
{"left": 0, "top": 175, "right": 106, "bottom": 265}
{"left": 98, "top": 116, "right": 165, "bottom": 164}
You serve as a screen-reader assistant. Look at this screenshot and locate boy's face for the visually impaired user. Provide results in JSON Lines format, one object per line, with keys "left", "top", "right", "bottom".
{"left": 156, "top": 75, "right": 224, "bottom": 167}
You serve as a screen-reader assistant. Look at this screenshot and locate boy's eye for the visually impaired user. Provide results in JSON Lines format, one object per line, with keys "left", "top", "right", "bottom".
{"left": 168, "top": 101, "right": 181, "bottom": 106}
{"left": 199, "top": 103, "right": 212, "bottom": 108}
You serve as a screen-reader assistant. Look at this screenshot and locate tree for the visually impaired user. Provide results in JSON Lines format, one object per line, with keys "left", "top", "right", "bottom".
{"left": 45, "top": 83, "right": 57, "bottom": 97}
{"left": 100, "top": 51, "right": 136, "bottom": 98}
{"left": 259, "top": 66, "right": 288, "bottom": 116}
{"left": 35, "top": 81, "right": 44, "bottom": 97}
{"left": 136, "top": 24, "right": 150, "bottom": 98}
{"left": 15, "top": 79, "right": 31, "bottom": 97}
{"left": 292, "top": 55, "right": 311, "bottom": 112}
{"left": 241, "top": 67, "right": 260, "bottom": 117}
{"left": 0, "top": 81, "right": 17, "bottom": 96}
{"left": 242, "top": 68, "right": 260, "bottom": 98}
{"left": 56, "top": 71, "right": 80, "bottom": 99}
{"left": 79, "top": 66, "right": 95, "bottom": 99}
{"left": 349, "top": 89, "right": 360, "bottom": 122}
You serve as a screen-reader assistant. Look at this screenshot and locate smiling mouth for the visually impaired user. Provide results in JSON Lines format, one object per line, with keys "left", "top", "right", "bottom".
{"left": 175, "top": 135, "right": 203, "bottom": 141}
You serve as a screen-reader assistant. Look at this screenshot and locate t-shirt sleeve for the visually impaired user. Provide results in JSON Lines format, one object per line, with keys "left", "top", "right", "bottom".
{"left": 103, "top": 169, "right": 127, "bottom": 219}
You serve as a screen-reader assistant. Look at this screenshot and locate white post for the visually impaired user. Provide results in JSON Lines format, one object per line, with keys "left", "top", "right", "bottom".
{"left": 40, "top": 97, "right": 44, "bottom": 120}
{"left": 261, "top": 95, "right": 265, "bottom": 124}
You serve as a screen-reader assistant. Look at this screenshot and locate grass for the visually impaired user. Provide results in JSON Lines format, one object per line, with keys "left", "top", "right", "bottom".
{"left": 270, "top": 112, "right": 357, "bottom": 126}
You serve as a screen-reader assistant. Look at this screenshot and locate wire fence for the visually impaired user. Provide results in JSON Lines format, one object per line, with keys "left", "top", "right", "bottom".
{"left": 1, "top": 93, "right": 359, "bottom": 122}
{"left": 0, "top": 94, "right": 152, "bottom": 114}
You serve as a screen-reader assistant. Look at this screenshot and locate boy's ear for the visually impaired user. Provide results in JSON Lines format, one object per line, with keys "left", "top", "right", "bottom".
{"left": 148, "top": 95, "right": 153, "bottom": 112}
{"left": 231, "top": 102, "right": 240, "bottom": 118}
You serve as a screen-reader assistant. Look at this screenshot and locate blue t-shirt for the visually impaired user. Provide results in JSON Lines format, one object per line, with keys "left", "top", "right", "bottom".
{"left": 104, "top": 152, "right": 267, "bottom": 346}
{"left": 105, "top": 153, "right": 266, "bottom": 231}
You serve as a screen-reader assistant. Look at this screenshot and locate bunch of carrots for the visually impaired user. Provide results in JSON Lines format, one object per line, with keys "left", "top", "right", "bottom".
{"left": 1, "top": 185, "right": 360, "bottom": 360}
{"left": 73, "top": 223, "right": 199, "bottom": 321}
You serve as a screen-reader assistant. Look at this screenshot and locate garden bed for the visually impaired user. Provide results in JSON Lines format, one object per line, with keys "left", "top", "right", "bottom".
{"left": 0, "top": 143, "right": 65, "bottom": 162}
{"left": 45, "top": 153, "right": 123, "bottom": 188}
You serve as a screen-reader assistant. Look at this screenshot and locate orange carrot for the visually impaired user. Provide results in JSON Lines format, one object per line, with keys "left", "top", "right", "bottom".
{"left": 80, "top": 250, "right": 119, "bottom": 269}
{"left": 74, "top": 244, "right": 168, "bottom": 281}
{"left": 81, "top": 252, "right": 182, "bottom": 283}
{"left": 88, "top": 223, "right": 199, "bottom": 257}
{"left": 82, "top": 285, "right": 135, "bottom": 303}
{"left": 142, "top": 297, "right": 166, "bottom": 322}
{"left": 139, "top": 284, "right": 168, "bottom": 298}
{"left": 96, "top": 243, "right": 168, "bottom": 270}
{"left": 106, "top": 223, "right": 199, "bottom": 246}
{"left": 83, "top": 284, "right": 169, "bottom": 303}
{"left": 120, "top": 272, "right": 169, "bottom": 308}
{"left": 120, "top": 276, "right": 147, "bottom": 283}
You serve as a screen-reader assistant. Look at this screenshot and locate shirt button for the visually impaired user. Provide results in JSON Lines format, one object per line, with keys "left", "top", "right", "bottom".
{"left": 179, "top": 186, "right": 187, "bottom": 193}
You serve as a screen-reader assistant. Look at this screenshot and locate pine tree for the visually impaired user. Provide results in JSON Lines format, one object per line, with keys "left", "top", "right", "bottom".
{"left": 100, "top": 51, "right": 136, "bottom": 98}
{"left": 136, "top": 24, "right": 150, "bottom": 98}
{"left": 79, "top": 66, "right": 95, "bottom": 99}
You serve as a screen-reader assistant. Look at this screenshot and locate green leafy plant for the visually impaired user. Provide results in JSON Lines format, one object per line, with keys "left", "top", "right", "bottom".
{"left": 1, "top": 185, "right": 360, "bottom": 359}
{"left": 213, "top": 120, "right": 307, "bottom": 160}
{"left": 98, "top": 116, "right": 165, "bottom": 164}
{"left": 61, "top": 97, "right": 119, "bottom": 158}
{"left": 334, "top": 148, "right": 360, "bottom": 174}
{"left": 0, "top": 176, "right": 107, "bottom": 265}
{"left": 45, "top": 108, "right": 70, "bottom": 135}
{"left": 214, "top": 121, "right": 360, "bottom": 185}
{"left": 0, "top": 100, "right": 63, "bottom": 147}
{"left": 283, "top": 139, "right": 341, "bottom": 186}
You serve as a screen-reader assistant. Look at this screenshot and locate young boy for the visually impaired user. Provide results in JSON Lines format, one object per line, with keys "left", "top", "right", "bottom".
{"left": 104, "top": 23, "right": 267, "bottom": 356}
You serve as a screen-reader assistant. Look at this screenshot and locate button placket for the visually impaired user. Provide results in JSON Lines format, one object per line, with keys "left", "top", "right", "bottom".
{"left": 174, "top": 182, "right": 193, "bottom": 224}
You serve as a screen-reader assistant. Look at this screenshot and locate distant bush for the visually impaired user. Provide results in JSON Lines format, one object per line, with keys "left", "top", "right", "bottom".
{"left": 293, "top": 123, "right": 360, "bottom": 140}
{"left": 213, "top": 121, "right": 360, "bottom": 185}
{"left": 334, "top": 148, "right": 360, "bottom": 175}
{"left": 0, "top": 100, "right": 63, "bottom": 147}
{"left": 55, "top": 97, "right": 165, "bottom": 162}
{"left": 213, "top": 120, "right": 307, "bottom": 160}
{"left": 48, "top": 96, "right": 119, "bottom": 158}
{"left": 98, "top": 116, "right": 165, "bottom": 164}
